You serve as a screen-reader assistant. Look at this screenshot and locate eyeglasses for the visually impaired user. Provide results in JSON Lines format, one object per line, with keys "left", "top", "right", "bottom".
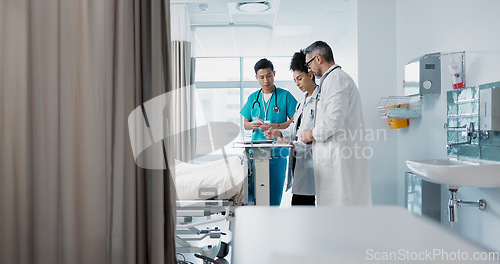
{"left": 305, "top": 55, "right": 316, "bottom": 69}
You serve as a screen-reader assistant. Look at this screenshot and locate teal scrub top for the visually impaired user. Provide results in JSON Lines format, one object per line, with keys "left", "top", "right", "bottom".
{"left": 240, "top": 87, "right": 297, "bottom": 155}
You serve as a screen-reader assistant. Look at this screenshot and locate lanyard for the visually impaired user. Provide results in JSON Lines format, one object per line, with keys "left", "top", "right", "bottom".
{"left": 262, "top": 92, "right": 273, "bottom": 121}
{"left": 256, "top": 86, "right": 277, "bottom": 121}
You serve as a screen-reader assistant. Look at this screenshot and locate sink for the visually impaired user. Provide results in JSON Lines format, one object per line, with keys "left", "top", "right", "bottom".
{"left": 406, "top": 158, "right": 500, "bottom": 188}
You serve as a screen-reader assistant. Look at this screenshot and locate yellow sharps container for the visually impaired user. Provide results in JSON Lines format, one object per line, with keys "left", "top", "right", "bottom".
{"left": 385, "top": 104, "right": 409, "bottom": 129}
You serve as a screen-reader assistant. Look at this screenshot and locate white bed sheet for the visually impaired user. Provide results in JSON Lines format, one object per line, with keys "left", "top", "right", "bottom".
{"left": 175, "top": 156, "right": 245, "bottom": 203}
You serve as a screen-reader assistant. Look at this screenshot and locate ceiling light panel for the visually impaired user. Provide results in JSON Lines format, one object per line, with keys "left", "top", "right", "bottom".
{"left": 236, "top": 2, "right": 270, "bottom": 12}
{"left": 228, "top": 0, "right": 278, "bottom": 15}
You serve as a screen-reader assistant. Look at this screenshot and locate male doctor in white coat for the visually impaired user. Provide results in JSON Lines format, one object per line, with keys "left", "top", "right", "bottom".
{"left": 301, "top": 41, "right": 372, "bottom": 206}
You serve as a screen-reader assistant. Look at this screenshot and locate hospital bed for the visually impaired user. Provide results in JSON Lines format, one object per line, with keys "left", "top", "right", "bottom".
{"left": 175, "top": 155, "right": 246, "bottom": 262}
{"left": 175, "top": 141, "right": 292, "bottom": 262}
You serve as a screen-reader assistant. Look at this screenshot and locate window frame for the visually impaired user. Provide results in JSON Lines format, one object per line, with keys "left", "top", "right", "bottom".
{"left": 193, "top": 56, "right": 296, "bottom": 162}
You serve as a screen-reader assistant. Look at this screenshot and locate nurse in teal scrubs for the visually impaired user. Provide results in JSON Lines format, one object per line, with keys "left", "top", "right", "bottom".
{"left": 240, "top": 58, "right": 298, "bottom": 205}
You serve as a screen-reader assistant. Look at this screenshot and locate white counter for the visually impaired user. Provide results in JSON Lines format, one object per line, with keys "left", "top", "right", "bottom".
{"left": 231, "top": 206, "right": 498, "bottom": 263}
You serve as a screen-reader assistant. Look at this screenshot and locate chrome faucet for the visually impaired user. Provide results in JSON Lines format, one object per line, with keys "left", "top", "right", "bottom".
{"left": 446, "top": 122, "right": 479, "bottom": 149}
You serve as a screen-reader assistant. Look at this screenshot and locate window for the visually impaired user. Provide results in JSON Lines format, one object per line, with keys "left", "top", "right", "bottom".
{"left": 196, "top": 88, "right": 241, "bottom": 123}
{"left": 242, "top": 57, "right": 294, "bottom": 81}
{"left": 195, "top": 58, "right": 240, "bottom": 82}
{"left": 193, "top": 57, "right": 296, "bottom": 163}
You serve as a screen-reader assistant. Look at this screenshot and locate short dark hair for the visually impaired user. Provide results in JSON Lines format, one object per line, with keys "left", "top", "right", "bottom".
{"left": 304, "top": 41, "right": 334, "bottom": 63}
{"left": 254, "top": 58, "right": 274, "bottom": 74}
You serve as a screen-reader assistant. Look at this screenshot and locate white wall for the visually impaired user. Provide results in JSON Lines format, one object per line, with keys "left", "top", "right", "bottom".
{"left": 357, "top": 0, "right": 500, "bottom": 252}
{"left": 303, "top": 0, "right": 359, "bottom": 82}
{"left": 394, "top": 0, "right": 500, "bottom": 252}
{"left": 284, "top": 0, "right": 359, "bottom": 102}
{"left": 357, "top": 0, "right": 399, "bottom": 205}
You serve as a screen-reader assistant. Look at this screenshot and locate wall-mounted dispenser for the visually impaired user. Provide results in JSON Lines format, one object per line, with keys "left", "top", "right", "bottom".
{"left": 404, "top": 52, "right": 441, "bottom": 96}
{"left": 480, "top": 87, "right": 500, "bottom": 131}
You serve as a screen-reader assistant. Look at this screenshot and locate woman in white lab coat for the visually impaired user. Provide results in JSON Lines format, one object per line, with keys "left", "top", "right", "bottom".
{"left": 265, "top": 50, "right": 316, "bottom": 206}
{"left": 301, "top": 41, "right": 372, "bottom": 206}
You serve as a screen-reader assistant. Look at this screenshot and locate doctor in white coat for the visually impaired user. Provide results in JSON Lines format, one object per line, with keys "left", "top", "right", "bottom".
{"left": 301, "top": 41, "right": 372, "bottom": 206}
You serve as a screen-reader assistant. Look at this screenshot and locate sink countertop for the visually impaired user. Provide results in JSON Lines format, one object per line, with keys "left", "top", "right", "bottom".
{"left": 406, "top": 158, "right": 500, "bottom": 188}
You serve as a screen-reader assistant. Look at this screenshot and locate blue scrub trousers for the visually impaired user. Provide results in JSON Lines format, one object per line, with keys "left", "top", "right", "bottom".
{"left": 269, "top": 156, "right": 287, "bottom": 206}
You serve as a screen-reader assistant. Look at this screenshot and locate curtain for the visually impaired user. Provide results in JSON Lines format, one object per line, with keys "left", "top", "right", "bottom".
{"left": 0, "top": 0, "right": 176, "bottom": 263}
{"left": 170, "top": 4, "right": 195, "bottom": 162}
{"left": 170, "top": 41, "right": 195, "bottom": 162}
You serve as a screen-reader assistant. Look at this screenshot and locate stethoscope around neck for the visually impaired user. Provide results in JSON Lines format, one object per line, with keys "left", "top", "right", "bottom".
{"left": 313, "top": 65, "right": 341, "bottom": 125}
{"left": 251, "top": 87, "right": 279, "bottom": 120}
{"left": 315, "top": 65, "right": 341, "bottom": 101}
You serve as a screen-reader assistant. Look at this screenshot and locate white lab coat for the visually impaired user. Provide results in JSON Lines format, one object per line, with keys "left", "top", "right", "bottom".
{"left": 281, "top": 87, "right": 318, "bottom": 196}
{"left": 311, "top": 64, "right": 372, "bottom": 206}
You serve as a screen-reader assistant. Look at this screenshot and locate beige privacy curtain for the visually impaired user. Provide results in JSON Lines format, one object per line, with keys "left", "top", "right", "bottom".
{"left": 0, "top": 0, "right": 176, "bottom": 263}
{"left": 170, "top": 3, "right": 195, "bottom": 162}
{"left": 170, "top": 41, "right": 195, "bottom": 162}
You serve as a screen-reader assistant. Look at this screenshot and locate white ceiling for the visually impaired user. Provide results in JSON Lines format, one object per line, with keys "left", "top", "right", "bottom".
{"left": 175, "top": 0, "right": 354, "bottom": 57}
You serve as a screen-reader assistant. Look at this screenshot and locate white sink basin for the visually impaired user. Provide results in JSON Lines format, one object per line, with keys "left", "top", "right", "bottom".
{"left": 406, "top": 158, "right": 500, "bottom": 188}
